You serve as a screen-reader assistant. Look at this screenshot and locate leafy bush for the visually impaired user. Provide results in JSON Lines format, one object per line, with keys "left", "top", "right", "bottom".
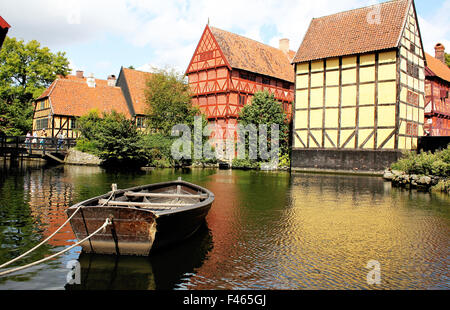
{"left": 74, "top": 137, "right": 98, "bottom": 155}
{"left": 139, "top": 133, "right": 176, "bottom": 167}
{"left": 432, "top": 179, "right": 450, "bottom": 194}
{"left": 391, "top": 145, "right": 450, "bottom": 177}
{"left": 232, "top": 157, "right": 259, "bottom": 170}
{"left": 76, "top": 111, "right": 148, "bottom": 168}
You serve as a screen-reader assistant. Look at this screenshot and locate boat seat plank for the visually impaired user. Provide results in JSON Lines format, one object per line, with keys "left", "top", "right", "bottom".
{"left": 98, "top": 199, "right": 192, "bottom": 209}
{"left": 124, "top": 192, "right": 207, "bottom": 199}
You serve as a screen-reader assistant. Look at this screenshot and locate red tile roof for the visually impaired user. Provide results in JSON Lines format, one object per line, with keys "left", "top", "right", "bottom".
{"left": 37, "top": 75, "right": 131, "bottom": 118}
{"left": 120, "top": 68, "right": 153, "bottom": 115}
{"left": 293, "top": 0, "right": 411, "bottom": 63}
{"left": 209, "top": 26, "right": 295, "bottom": 83}
{"left": 425, "top": 52, "right": 450, "bottom": 83}
{"left": 0, "top": 16, "right": 10, "bottom": 29}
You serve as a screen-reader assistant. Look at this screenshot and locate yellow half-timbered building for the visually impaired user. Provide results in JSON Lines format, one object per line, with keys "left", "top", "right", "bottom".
{"left": 32, "top": 72, "right": 131, "bottom": 138}
{"left": 291, "top": 0, "right": 426, "bottom": 171}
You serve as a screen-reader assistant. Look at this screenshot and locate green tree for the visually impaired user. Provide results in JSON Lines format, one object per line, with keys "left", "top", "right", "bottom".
{"left": 145, "top": 68, "right": 201, "bottom": 135}
{"left": 238, "top": 91, "right": 290, "bottom": 157}
{"left": 77, "top": 111, "right": 148, "bottom": 168}
{"left": 445, "top": 53, "right": 450, "bottom": 68}
{"left": 0, "top": 37, "right": 70, "bottom": 103}
{"left": 0, "top": 37, "right": 70, "bottom": 135}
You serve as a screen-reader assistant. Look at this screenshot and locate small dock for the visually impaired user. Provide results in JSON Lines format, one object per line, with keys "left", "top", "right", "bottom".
{"left": 0, "top": 136, "right": 76, "bottom": 163}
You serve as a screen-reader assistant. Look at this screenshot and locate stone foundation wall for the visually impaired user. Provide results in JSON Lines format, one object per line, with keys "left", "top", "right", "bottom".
{"left": 291, "top": 149, "right": 403, "bottom": 172}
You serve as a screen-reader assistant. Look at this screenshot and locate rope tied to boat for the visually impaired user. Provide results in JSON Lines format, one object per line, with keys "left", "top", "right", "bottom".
{"left": 0, "top": 184, "right": 118, "bottom": 276}
{"left": 0, "top": 217, "right": 112, "bottom": 277}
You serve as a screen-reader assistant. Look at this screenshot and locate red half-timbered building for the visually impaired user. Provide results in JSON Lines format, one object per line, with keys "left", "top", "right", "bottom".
{"left": 0, "top": 16, "right": 11, "bottom": 50}
{"left": 186, "top": 25, "right": 295, "bottom": 145}
{"left": 424, "top": 43, "right": 450, "bottom": 136}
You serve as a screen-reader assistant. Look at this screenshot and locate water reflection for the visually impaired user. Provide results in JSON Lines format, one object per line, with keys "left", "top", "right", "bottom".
{"left": 65, "top": 224, "right": 213, "bottom": 290}
{"left": 0, "top": 163, "right": 448, "bottom": 290}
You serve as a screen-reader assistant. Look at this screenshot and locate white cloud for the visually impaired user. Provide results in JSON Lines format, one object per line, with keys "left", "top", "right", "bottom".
{"left": 417, "top": 0, "right": 450, "bottom": 56}
{"left": 1, "top": 0, "right": 449, "bottom": 76}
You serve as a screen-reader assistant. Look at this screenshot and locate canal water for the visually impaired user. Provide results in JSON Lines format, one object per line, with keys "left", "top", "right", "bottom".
{"left": 0, "top": 162, "right": 448, "bottom": 290}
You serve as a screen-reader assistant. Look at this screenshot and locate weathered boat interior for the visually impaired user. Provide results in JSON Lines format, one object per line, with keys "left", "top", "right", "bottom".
{"left": 96, "top": 183, "right": 209, "bottom": 213}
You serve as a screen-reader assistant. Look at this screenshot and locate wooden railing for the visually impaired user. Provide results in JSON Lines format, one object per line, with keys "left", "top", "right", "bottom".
{"left": 0, "top": 136, "right": 77, "bottom": 155}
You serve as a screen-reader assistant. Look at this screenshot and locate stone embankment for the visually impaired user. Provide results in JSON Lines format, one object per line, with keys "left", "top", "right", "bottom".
{"left": 383, "top": 169, "right": 442, "bottom": 191}
{"left": 64, "top": 149, "right": 102, "bottom": 166}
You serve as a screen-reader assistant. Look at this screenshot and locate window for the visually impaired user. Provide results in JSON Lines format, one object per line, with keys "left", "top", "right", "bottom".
{"left": 283, "top": 82, "right": 291, "bottom": 89}
{"left": 407, "top": 61, "right": 419, "bottom": 79}
{"left": 239, "top": 95, "right": 247, "bottom": 105}
{"left": 409, "top": 42, "right": 415, "bottom": 54}
{"left": 199, "top": 51, "right": 214, "bottom": 61}
{"left": 262, "top": 77, "right": 270, "bottom": 85}
{"left": 240, "top": 72, "right": 248, "bottom": 80}
{"left": 407, "top": 90, "right": 419, "bottom": 106}
{"left": 136, "top": 117, "right": 146, "bottom": 128}
{"left": 70, "top": 118, "right": 76, "bottom": 129}
{"left": 35, "top": 118, "right": 48, "bottom": 130}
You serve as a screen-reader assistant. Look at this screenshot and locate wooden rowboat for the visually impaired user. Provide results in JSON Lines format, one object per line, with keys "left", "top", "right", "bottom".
{"left": 66, "top": 178, "right": 214, "bottom": 256}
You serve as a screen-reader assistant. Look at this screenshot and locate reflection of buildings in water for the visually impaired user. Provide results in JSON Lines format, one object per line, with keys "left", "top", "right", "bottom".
{"left": 24, "top": 168, "right": 75, "bottom": 247}
{"left": 184, "top": 170, "right": 291, "bottom": 289}
{"left": 283, "top": 173, "right": 449, "bottom": 289}
{"left": 65, "top": 225, "right": 213, "bottom": 290}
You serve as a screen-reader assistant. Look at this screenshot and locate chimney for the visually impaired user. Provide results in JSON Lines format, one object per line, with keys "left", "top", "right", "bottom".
{"left": 76, "top": 70, "right": 84, "bottom": 79}
{"left": 434, "top": 43, "right": 445, "bottom": 64}
{"left": 107, "top": 75, "right": 116, "bottom": 87}
{"left": 279, "top": 38, "right": 290, "bottom": 54}
{"left": 86, "top": 73, "right": 96, "bottom": 88}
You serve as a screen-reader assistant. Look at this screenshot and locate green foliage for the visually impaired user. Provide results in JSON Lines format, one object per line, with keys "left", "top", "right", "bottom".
{"left": 77, "top": 111, "right": 148, "bottom": 168}
{"left": 139, "top": 133, "right": 176, "bottom": 167}
{"left": 432, "top": 179, "right": 450, "bottom": 194}
{"left": 0, "top": 98, "right": 33, "bottom": 135}
{"left": 0, "top": 37, "right": 70, "bottom": 135}
{"left": 446, "top": 53, "right": 450, "bottom": 68}
{"left": 391, "top": 145, "right": 450, "bottom": 177}
{"left": 0, "top": 37, "right": 70, "bottom": 103}
{"left": 238, "top": 90, "right": 290, "bottom": 159}
{"left": 145, "top": 68, "right": 200, "bottom": 135}
{"left": 278, "top": 153, "right": 290, "bottom": 168}
{"left": 74, "top": 137, "right": 99, "bottom": 155}
{"left": 232, "top": 157, "right": 259, "bottom": 170}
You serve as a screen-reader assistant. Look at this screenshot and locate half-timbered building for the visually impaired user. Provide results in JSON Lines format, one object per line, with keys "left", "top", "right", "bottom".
{"left": 291, "top": 0, "right": 426, "bottom": 171}
{"left": 0, "top": 16, "right": 10, "bottom": 50}
{"left": 116, "top": 67, "right": 153, "bottom": 130}
{"left": 424, "top": 44, "right": 450, "bottom": 136}
{"left": 32, "top": 71, "right": 131, "bottom": 138}
{"left": 186, "top": 25, "right": 295, "bottom": 146}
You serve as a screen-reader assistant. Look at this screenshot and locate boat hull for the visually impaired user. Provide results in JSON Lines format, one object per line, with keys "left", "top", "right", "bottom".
{"left": 66, "top": 180, "right": 214, "bottom": 256}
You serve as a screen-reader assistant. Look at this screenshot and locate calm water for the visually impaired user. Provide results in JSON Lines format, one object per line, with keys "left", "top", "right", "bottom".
{"left": 0, "top": 161, "right": 448, "bottom": 290}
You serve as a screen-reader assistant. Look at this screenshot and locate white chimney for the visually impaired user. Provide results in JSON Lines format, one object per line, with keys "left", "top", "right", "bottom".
{"left": 87, "top": 73, "right": 96, "bottom": 88}
{"left": 279, "top": 38, "right": 290, "bottom": 54}
{"left": 107, "top": 75, "right": 116, "bottom": 87}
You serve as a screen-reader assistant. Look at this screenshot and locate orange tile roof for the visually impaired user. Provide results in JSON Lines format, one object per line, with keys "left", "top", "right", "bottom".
{"left": 293, "top": 0, "right": 411, "bottom": 63}
{"left": 209, "top": 26, "right": 294, "bottom": 83}
{"left": 121, "top": 68, "right": 153, "bottom": 115}
{"left": 425, "top": 52, "right": 450, "bottom": 83}
{"left": 37, "top": 76, "right": 131, "bottom": 118}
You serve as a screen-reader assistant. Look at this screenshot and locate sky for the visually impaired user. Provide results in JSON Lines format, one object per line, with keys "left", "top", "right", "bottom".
{"left": 1, "top": 0, "right": 449, "bottom": 80}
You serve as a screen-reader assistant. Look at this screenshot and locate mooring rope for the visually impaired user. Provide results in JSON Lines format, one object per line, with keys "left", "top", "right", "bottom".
{"left": 0, "top": 184, "right": 118, "bottom": 275}
{"left": 0, "top": 217, "right": 111, "bottom": 277}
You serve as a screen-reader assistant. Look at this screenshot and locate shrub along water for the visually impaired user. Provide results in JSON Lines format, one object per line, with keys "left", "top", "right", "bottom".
{"left": 389, "top": 145, "right": 449, "bottom": 193}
